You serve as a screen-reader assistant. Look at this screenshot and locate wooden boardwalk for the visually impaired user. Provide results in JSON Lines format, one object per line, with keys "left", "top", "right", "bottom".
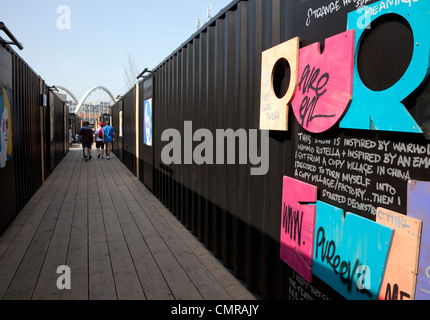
{"left": 0, "top": 146, "right": 256, "bottom": 300}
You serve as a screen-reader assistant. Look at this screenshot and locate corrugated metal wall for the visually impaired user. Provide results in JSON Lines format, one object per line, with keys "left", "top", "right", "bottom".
{"left": 139, "top": 78, "right": 154, "bottom": 192}
{"left": 11, "top": 49, "right": 43, "bottom": 214}
{"left": 123, "top": 88, "right": 136, "bottom": 176}
{"left": 149, "top": 0, "right": 299, "bottom": 299}
{"left": 112, "top": 99, "right": 123, "bottom": 162}
{"left": 111, "top": 0, "right": 430, "bottom": 300}
{"left": 0, "top": 41, "right": 69, "bottom": 234}
{"left": 110, "top": 0, "right": 304, "bottom": 299}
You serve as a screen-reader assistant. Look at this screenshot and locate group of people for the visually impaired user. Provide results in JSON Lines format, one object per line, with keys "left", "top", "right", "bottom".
{"left": 79, "top": 121, "right": 115, "bottom": 162}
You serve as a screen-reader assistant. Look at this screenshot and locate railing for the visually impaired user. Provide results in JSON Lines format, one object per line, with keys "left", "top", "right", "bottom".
{"left": 0, "top": 22, "right": 23, "bottom": 50}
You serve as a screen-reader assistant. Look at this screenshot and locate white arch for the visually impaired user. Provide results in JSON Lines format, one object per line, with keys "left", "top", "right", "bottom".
{"left": 56, "top": 86, "right": 80, "bottom": 105}
{"left": 74, "top": 86, "right": 117, "bottom": 114}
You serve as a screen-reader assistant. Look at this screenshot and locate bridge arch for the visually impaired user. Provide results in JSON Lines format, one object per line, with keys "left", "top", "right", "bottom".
{"left": 74, "top": 86, "right": 117, "bottom": 115}
{"left": 56, "top": 86, "right": 79, "bottom": 105}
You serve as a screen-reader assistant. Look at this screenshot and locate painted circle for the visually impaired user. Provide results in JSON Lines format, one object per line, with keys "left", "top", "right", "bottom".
{"left": 357, "top": 14, "right": 414, "bottom": 92}
{"left": 272, "top": 58, "right": 291, "bottom": 99}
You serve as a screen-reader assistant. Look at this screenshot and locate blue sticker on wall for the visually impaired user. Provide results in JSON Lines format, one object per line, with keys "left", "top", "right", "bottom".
{"left": 340, "top": 0, "right": 430, "bottom": 133}
{"left": 144, "top": 99, "right": 152, "bottom": 146}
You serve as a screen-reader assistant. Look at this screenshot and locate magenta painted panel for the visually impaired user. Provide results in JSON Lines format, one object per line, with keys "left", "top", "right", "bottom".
{"left": 280, "top": 177, "right": 317, "bottom": 283}
{"left": 292, "top": 30, "right": 355, "bottom": 133}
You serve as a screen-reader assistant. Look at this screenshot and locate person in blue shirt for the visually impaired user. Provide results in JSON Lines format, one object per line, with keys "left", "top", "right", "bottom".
{"left": 102, "top": 120, "right": 115, "bottom": 160}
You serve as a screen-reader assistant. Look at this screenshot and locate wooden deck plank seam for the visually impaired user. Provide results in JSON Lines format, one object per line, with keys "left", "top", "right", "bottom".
{"left": 98, "top": 157, "right": 147, "bottom": 300}
{"left": 101, "top": 159, "right": 177, "bottom": 299}
{"left": 105, "top": 161, "right": 198, "bottom": 295}
{"left": 0, "top": 151, "right": 73, "bottom": 260}
{"left": 0, "top": 150, "right": 77, "bottom": 299}
{"left": 60, "top": 150, "right": 89, "bottom": 300}
{"left": 33, "top": 150, "right": 82, "bottom": 300}
{"left": 29, "top": 150, "right": 81, "bottom": 300}
{"left": 91, "top": 153, "right": 121, "bottom": 300}
{"left": 128, "top": 174, "right": 256, "bottom": 300}
{"left": 0, "top": 148, "right": 255, "bottom": 300}
{"left": 102, "top": 159, "right": 206, "bottom": 299}
{"left": 105, "top": 158, "right": 241, "bottom": 300}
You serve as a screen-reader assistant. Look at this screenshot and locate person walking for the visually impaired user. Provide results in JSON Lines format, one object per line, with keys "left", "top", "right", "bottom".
{"left": 95, "top": 122, "right": 105, "bottom": 159}
{"left": 102, "top": 120, "right": 115, "bottom": 160}
{"left": 79, "top": 121, "right": 93, "bottom": 162}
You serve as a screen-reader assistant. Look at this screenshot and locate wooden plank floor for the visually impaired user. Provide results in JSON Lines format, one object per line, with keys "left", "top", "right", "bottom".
{"left": 0, "top": 146, "right": 256, "bottom": 300}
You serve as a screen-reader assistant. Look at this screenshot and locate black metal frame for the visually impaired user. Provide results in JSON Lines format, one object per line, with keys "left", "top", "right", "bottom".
{"left": 0, "top": 22, "right": 23, "bottom": 50}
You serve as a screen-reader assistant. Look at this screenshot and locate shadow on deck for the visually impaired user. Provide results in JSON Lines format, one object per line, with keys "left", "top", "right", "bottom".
{"left": 0, "top": 146, "right": 256, "bottom": 301}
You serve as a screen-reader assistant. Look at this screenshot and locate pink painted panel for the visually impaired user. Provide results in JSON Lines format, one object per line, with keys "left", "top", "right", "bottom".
{"left": 292, "top": 30, "right": 355, "bottom": 133}
{"left": 280, "top": 177, "right": 317, "bottom": 283}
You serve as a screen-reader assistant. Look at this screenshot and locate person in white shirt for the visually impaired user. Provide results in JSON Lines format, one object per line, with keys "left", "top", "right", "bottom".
{"left": 95, "top": 122, "right": 105, "bottom": 159}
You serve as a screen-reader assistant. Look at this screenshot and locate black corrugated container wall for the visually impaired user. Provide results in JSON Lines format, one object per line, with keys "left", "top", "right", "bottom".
{"left": 0, "top": 43, "right": 17, "bottom": 233}
{"left": 149, "top": 0, "right": 284, "bottom": 298}
{"left": 109, "top": 0, "right": 298, "bottom": 299}
{"left": 11, "top": 48, "right": 43, "bottom": 214}
{"left": 111, "top": 0, "right": 430, "bottom": 300}
{"left": 49, "top": 90, "right": 67, "bottom": 172}
{"left": 0, "top": 42, "right": 69, "bottom": 235}
{"left": 148, "top": 0, "right": 353, "bottom": 299}
{"left": 42, "top": 83, "right": 51, "bottom": 180}
{"left": 139, "top": 78, "right": 154, "bottom": 192}
{"left": 123, "top": 88, "right": 136, "bottom": 175}
{"left": 109, "top": 0, "right": 340, "bottom": 299}
{"left": 112, "top": 99, "right": 123, "bottom": 162}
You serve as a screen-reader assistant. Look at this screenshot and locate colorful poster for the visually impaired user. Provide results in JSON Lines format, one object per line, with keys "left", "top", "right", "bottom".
{"left": 340, "top": 0, "right": 429, "bottom": 133}
{"left": 407, "top": 180, "right": 430, "bottom": 300}
{"left": 291, "top": 30, "right": 355, "bottom": 133}
{"left": 0, "top": 42, "right": 13, "bottom": 169}
{"left": 144, "top": 98, "right": 152, "bottom": 146}
{"left": 280, "top": 177, "right": 317, "bottom": 283}
{"left": 119, "top": 110, "right": 123, "bottom": 137}
{"left": 376, "top": 208, "right": 422, "bottom": 300}
{"left": 0, "top": 87, "right": 12, "bottom": 169}
{"left": 313, "top": 201, "right": 394, "bottom": 300}
{"left": 50, "top": 105, "right": 54, "bottom": 142}
{"left": 259, "top": 37, "right": 299, "bottom": 131}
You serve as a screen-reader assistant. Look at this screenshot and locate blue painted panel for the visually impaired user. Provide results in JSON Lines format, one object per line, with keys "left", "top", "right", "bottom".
{"left": 340, "top": 0, "right": 430, "bottom": 133}
{"left": 407, "top": 180, "right": 430, "bottom": 300}
{"left": 313, "top": 201, "right": 394, "bottom": 300}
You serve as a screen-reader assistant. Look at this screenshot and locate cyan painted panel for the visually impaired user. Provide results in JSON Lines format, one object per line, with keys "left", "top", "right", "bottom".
{"left": 313, "top": 201, "right": 394, "bottom": 300}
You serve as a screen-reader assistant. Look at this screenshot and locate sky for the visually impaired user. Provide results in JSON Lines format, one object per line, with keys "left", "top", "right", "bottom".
{"left": 0, "top": 0, "right": 233, "bottom": 103}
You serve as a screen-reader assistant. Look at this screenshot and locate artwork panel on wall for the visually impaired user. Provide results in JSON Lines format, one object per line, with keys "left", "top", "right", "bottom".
{"left": 0, "top": 88, "right": 12, "bottom": 169}
{"left": 144, "top": 98, "right": 153, "bottom": 146}
{"left": 407, "top": 180, "right": 430, "bottom": 300}
{"left": 376, "top": 207, "right": 422, "bottom": 300}
{"left": 280, "top": 177, "right": 317, "bottom": 283}
{"left": 340, "top": 0, "right": 430, "bottom": 134}
{"left": 119, "top": 110, "right": 123, "bottom": 137}
{"left": 291, "top": 29, "right": 355, "bottom": 133}
{"left": 313, "top": 201, "right": 394, "bottom": 300}
{"left": 259, "top": 37, "right": 299, "bottom": 131}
